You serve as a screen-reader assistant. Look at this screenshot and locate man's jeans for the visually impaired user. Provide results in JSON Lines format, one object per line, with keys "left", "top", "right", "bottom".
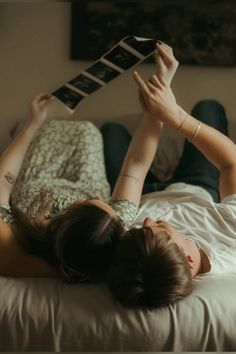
{"left": 101, "top": 100, "right": 228, "bottom": 203}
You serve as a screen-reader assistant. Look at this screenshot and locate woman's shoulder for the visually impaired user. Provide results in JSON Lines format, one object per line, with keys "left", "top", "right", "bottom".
{"left": 0, "top": 218, "right": 60, "bottom": 278}
{"left": 0, "top": 203, "right": 14, "bottom": 224}
{"left": 0, "top": 204, "right": 20, "bottom": 274}
{"left": 0, "top": 217, "right": 15, "bottom": 250}
{"left": 0, "top": 216, "right": 14, "bottom": 235}
{"left": 0, "top": 217, "right": 17, "bottom": 273}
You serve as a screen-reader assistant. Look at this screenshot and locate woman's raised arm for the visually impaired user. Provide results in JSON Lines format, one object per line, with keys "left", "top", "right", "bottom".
{"left": 0, "top": 93, "right": 53, "bottom": 204}
{"left": 111, "top": 43, "right": 179, "bottom": 206}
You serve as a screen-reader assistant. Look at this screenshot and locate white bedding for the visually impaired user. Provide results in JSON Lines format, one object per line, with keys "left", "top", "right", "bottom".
{"left": 0, "top": 273, "right": 235, "bottom": 351}
{"left": 1, "top": 122, "right": 235, "bottom": 351}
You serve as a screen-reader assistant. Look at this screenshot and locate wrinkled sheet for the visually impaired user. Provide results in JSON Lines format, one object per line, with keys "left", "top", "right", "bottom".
{"left": 0, "top": 273, "right": 235, "bottom": 351}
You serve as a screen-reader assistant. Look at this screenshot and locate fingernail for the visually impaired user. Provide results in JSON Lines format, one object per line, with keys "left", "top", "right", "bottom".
{"left": 157, "top": 40, "right": 162, "bottom": 45}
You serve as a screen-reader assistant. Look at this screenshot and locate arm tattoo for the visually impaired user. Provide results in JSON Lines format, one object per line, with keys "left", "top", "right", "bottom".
{"left": 119, "top": 174, "right": 139, "bottom": 183}
{"left": 4, "top": 171, "right": 16, "bottom": 185}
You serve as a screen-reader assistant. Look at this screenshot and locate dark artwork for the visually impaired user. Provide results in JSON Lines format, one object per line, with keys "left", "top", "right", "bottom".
{"left": 70, "top": 1, "right": 236, "bottom": 66}
{"left": 52, "top": 86, "right": 84, "bottom": 110}
{"left": 86, "top": 61, "right": 121, "bottom": 83}
{"left": 69, "top": 74, "right": 102, "bottom": 94}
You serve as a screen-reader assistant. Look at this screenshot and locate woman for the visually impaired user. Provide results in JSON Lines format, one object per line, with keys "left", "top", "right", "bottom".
{"left": 0, "top": 43, "right": 169, "bottom": 281}
{"left": 108, "top": 44, "right": 236, "bottom": 309}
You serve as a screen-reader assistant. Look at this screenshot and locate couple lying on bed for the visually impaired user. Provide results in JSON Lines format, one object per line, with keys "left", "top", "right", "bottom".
{"left": 0, "top": 42, "right": 236, "bottom": 309}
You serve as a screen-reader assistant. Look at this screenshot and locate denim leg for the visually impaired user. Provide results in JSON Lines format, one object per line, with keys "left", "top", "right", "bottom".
{"left": 101, "top": 122, "right": 132, "bottom": 192}
{"left": 168, "top": 99, "right": 228, "bottom": 202}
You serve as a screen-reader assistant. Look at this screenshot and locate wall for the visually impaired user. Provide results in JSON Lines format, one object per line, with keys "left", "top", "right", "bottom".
{"left": 0, "top": 2, "right": 236, "bottom": 152}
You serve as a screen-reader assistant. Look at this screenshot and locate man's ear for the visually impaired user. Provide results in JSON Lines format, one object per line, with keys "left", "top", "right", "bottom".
{"left": 186, "top": 255, "right": 194, "bottom": 269}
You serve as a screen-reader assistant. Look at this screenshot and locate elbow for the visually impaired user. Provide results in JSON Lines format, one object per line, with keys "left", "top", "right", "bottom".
{"left": 220, "top": 163, "right": 236, "bottom": 176}
{"left": 220, "top": 161, "right": 236, "bottom": 171}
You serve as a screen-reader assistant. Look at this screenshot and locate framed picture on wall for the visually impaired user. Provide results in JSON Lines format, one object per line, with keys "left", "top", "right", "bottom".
{"left": 70, "top": 0, "right": 236, "bottom": 66}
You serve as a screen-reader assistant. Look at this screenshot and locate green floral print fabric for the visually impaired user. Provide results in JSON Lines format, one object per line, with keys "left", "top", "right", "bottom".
{"left": 0, "top": 120, "right": 137, "bottom": 228}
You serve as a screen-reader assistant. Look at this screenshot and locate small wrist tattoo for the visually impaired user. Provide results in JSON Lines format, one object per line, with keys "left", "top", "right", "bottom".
{"left": 4, "top": 171, "right": 16, "bottom": 185}
{"left": 119, "top": 174, "right": 139, "bottom": 183}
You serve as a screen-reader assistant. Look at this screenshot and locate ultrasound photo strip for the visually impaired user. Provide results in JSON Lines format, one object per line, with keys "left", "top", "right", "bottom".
{"left": 52, "top": 35, "right": 157, "bottom": 112}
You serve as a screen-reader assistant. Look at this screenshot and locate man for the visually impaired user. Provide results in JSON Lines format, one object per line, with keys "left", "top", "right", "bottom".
{"left": 106, "top": 43, "right": 236, "bottom": 308}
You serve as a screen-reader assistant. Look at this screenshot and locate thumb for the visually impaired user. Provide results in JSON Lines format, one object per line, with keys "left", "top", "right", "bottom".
{"left": 41, "top": 95, "right": 55, "bottom": 108}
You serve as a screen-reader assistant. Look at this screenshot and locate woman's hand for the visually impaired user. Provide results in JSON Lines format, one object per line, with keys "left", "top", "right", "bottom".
{"left": 133, "top": 71, "right": 180, "bottom": 127}
{"left": 154, "top": 42, "right": 179, "bottom": 86}
{"left": 136, "top": 42, "right": 179, "bottom": 120}
{"left": 29, "top": 92, "right": 54, "bottom": 126}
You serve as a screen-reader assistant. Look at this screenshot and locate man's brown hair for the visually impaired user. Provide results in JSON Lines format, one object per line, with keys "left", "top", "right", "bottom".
{"left": 108, "top": 227, "right": 193, "bottom": 308}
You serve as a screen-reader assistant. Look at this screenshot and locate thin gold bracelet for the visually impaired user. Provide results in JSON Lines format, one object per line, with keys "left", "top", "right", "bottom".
{"left": 188, "top": 120, "right": 201, "bottom": 143}
{"left": 177, "top": 113, "right": 188, "bottom": 131}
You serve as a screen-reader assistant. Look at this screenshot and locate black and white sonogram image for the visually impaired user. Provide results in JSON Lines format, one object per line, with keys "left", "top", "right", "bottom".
{"left": 123, "top": 36, "right": 156, "bottom": 56}
{"left": 69, "top": 74, "right": 102, "bottom": 94}
{"left": 104, "top": 45, "right": 140, "bottom": 70}
{"left": 52, "top": 36, "right": 159, "bottom": 111}
{"left": 86, "top": 61, "right": 121, "bottom": 83}
{"left": 52, "top": 86, "right": 84, "bottom": 110}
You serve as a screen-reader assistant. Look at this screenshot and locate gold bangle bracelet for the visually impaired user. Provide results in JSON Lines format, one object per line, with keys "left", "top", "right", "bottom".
{"left": 188, "top": 121, "right": 201, "bottom": 143}
{"left": 177, "top": 113, "right": 188, "bottom": 131}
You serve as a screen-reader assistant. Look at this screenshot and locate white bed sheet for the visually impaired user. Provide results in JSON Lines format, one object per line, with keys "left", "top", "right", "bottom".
{"left": 0, "top": 273, "right": 235, "bottom": 351}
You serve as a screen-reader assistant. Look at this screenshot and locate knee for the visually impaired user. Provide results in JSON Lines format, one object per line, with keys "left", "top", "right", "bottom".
{"left": 101, "top": 122, "right": 126, "bottom": 131}
{"left": 192, "top": 99, "right": 225, "bottom": 115}
{"left": 100, "top": 122, "right": 129, "bottom": 138}
{"left": 78, "top": 121, "right": 102, "bottom": 139}
{"left": 191, "top": 99, "right": 227, "bottom": 127}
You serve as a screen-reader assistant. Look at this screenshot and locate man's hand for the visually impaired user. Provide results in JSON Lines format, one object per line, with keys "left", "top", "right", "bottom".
{"left": 133, "top": 71, "right": 180, "bottom": 127}
{"left": 136, "top": 42, "right": 178, "bottom": 117}
{"left": 29, "top": 92, "right": 54, "bottom": 127}
{"left": 154, "top": 42, "right": 179, "bottom": 86}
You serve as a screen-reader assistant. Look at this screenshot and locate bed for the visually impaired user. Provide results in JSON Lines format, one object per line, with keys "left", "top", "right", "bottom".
{"left": 0, "top": 119, "right": 235, "bottom": 351}
{"left": 0, "top": 273, "right": 236, "bottom": 351}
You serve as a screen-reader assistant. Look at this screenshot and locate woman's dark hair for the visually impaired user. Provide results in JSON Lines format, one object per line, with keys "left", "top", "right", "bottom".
{"left": 108, "top": 227, "right": 193, "bottom": 309}
{"left": 11, "top": 203, "right": 124, "bottom": 281}
{"left": 48, "top": 203, "right": 124, "bottom": 278}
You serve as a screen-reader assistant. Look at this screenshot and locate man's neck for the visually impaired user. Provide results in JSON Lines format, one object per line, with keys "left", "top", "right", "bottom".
{"left": 186, "top": 240, "right": 204, "bottom": 276}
